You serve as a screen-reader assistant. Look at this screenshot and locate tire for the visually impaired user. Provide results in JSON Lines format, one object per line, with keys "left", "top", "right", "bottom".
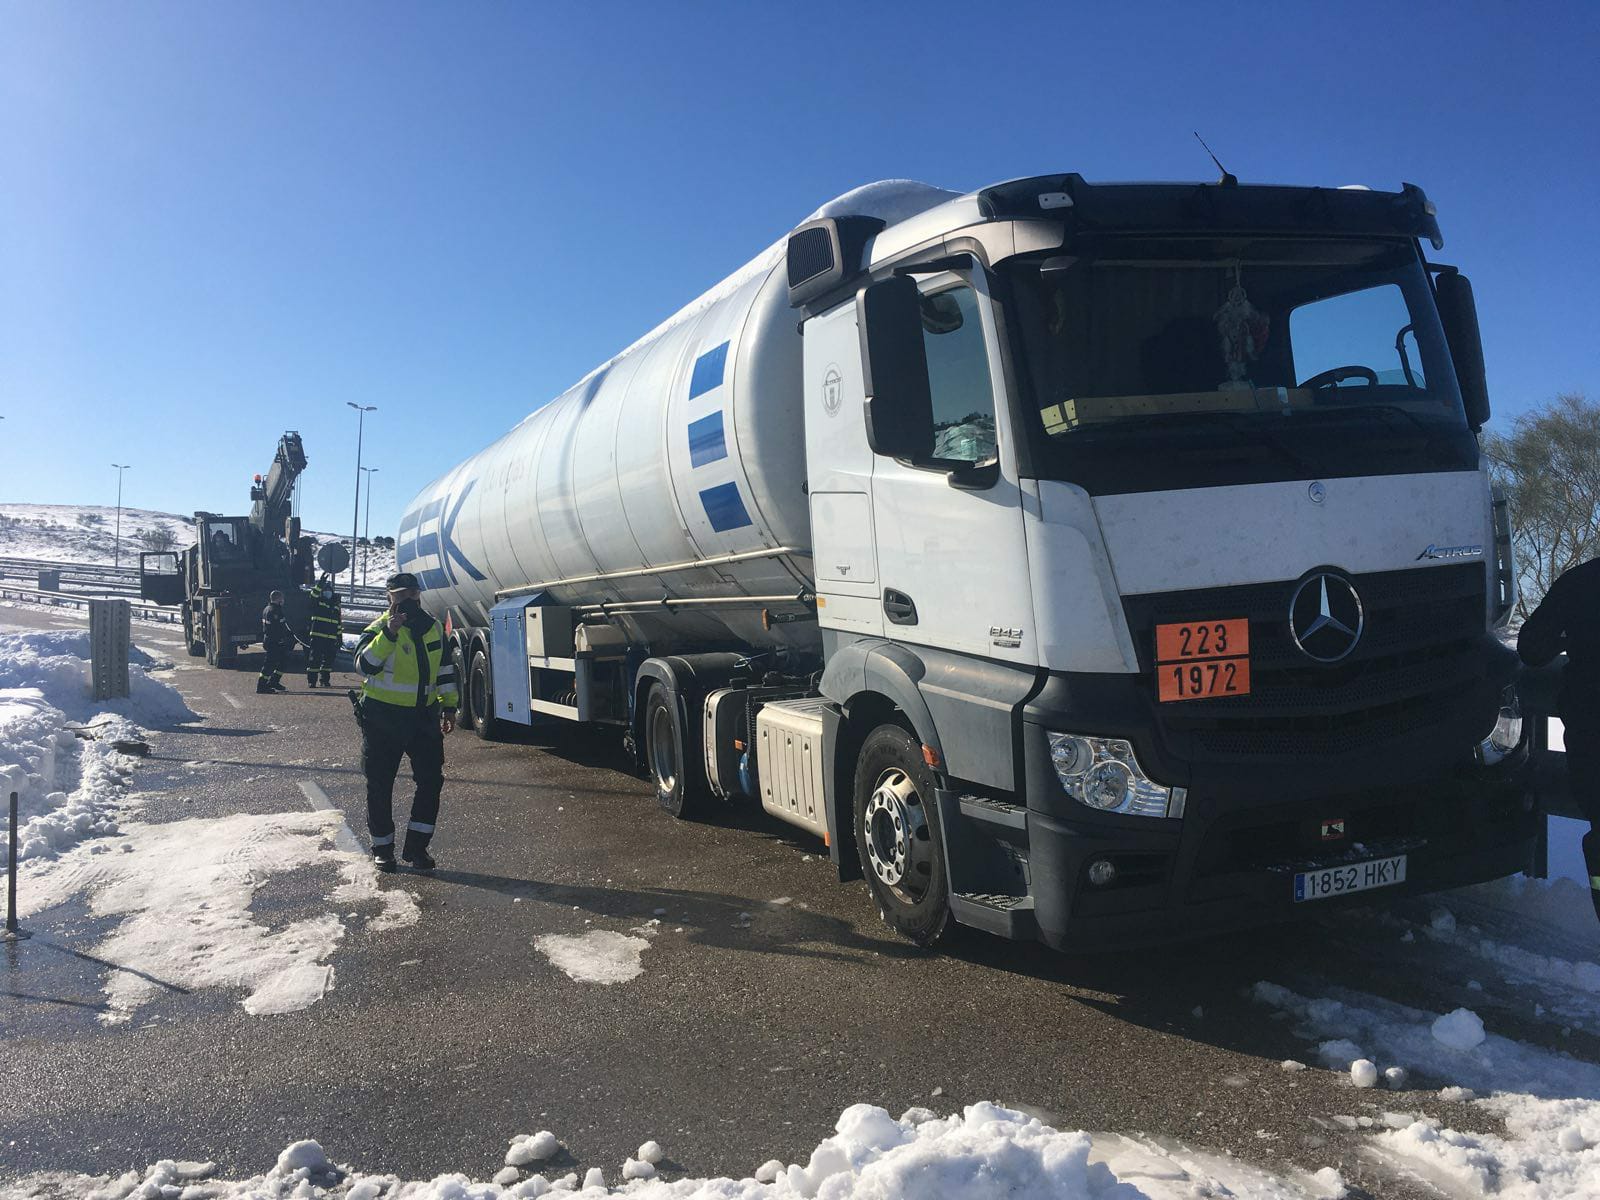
{"left": 853, "top": 723, "right": 950, "bottom": 947}
{"left": 644, "top": 683, "right": 704, "bottom": 818}
{"left": 469, "top": 649, "right": 501, "bottom": 742}
{"left": 204, "top": 614, "right": 221, "bottom": 667}
{"left": 454, "top": 645, "right": 476, "bottom": 730}
{"left": 183, "top": 608, "right": 205, "bottom": 657}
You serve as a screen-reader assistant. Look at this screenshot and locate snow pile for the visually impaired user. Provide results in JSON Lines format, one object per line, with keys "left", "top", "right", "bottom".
{"left": 1253, "top": 981, "right": 1600, "bottom": 1198}
{"left": 0, "top": 1104, "right": 1154, "bottom": 1199}
{"left": 0, "top": 628, "right": 194, "bottom": 864}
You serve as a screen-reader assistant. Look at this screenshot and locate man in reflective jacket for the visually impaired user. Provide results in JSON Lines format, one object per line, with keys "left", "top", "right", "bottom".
{"left": 1519, "top": 555, "right": 1600, "bottom": 921}
{"left": 356, "top": 572, "right": 458, "bottom": 871}
{"left": 303, "top": 573, "right": 342, "bottom": 688}
{"left": 257, "top": 590, "right": 294, "bottom": 694}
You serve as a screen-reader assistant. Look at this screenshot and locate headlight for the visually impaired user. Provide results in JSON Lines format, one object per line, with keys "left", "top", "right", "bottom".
{"left": 1478, "top": 686, "right": 1523, "bottom": 766}
{"left": 1047, "top": 733, "right": 1185, "bottom": 818}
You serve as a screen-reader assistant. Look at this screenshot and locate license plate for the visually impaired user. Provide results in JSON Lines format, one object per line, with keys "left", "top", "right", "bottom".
{"left": 1158, "top": 656, "right": 1251, "bottom": 703}
{"left": 1293, "top": 855, "right": 1407, "bottom": 902}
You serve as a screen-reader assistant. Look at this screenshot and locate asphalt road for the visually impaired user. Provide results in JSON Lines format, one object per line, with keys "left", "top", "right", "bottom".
{"left": 0, "top": 602, "right": 1584, "bottom": 1196}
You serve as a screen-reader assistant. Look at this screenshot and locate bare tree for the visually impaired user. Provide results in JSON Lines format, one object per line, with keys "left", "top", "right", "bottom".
{"left": 1485, "top": 392, "right": 1600, "bottom": 619}
{"left": 140, "top": 526, "right": 177, "bottom": 553}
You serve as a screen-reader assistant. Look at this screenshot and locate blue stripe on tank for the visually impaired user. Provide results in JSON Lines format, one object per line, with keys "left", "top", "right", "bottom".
{"left": 699, "top": 482, "right": 752, "bottom": 532}
{"left": 688, "top": 341, "right": 729, "bottom": 399}
{"left": 688, "top": 411, "right": 728, "bottom": 468}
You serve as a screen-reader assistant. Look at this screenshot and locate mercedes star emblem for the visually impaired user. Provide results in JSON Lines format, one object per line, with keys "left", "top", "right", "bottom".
{"left": 1289, "top": 573, "right": 1364, "bottom": 663}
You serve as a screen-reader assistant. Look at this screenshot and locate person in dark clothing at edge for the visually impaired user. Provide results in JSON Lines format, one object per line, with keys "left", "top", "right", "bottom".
{"left": 354, "top": 572, "right": 458, "bottom": 872}
{"left": 257, "top": 589, "right": 295, "bottom": 694}
{"left": 303, "top": 573, "right": 342, "bottom": 688}
{"left": 1518, "top": 555, "right": 1600, "bottom": 920}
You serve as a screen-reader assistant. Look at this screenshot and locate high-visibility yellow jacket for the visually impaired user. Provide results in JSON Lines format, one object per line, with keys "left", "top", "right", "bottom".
{"left": 356, "top": 613, "right": 458, "bottom": 710}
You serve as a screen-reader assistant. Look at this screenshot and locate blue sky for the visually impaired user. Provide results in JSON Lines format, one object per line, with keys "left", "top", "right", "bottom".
{"left": 3, "top": 1, "right": 1596, "bottom": 540}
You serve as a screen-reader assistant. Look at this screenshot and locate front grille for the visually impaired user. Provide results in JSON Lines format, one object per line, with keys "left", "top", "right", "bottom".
{"left": 1122, "top": 564, "right": 1488, "bottom": 761}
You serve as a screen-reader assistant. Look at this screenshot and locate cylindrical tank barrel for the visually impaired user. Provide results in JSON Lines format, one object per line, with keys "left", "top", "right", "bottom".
{"left": 398, "top": 182, "right": 954, "bottom": 653}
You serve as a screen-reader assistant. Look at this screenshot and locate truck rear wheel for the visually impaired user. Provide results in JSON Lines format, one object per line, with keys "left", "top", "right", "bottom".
{"left": 469, "top": 649, "right": 501, "bottom": 741}
{"left": 853, "top": 723, "right": 950, "bottom": 947}
{"left": 645, "top": 684, "right": 703, "bottom": 818}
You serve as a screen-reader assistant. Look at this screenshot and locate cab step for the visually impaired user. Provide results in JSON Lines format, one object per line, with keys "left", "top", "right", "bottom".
{"left": 950, "top": 891, "right": 1036, "bottom": 940}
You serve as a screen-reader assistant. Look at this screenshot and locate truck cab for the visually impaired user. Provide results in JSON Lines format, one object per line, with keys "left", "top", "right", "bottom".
{"left": 791, "top": 176, "right": 1531, "bottom": 949}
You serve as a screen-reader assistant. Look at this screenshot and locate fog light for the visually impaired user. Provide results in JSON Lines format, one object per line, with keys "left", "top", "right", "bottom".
{"left": 1087, "top": 858, "right": 1117, "bottom": 888}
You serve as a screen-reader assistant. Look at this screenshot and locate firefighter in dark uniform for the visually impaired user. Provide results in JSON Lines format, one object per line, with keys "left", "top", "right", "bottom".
{"left": 258, "top": 589, "right": 294, "bottom": 694}
{"left": 355, "top": 572, "right": 458, "bottom": 871}
{"left": 1518, "top": 555, "right": 1600, "bottom": 920}
{"left": 303, "top": 573, "right": 342, "bottom": 688}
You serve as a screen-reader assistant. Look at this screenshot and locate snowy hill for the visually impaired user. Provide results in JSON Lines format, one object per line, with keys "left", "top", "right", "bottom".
{"left": 0, "top": 503, "right": 396, "bottom": 589}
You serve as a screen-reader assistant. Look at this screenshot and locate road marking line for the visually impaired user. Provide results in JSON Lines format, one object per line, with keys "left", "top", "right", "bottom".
{"left": 298, "top": 780, "right": 364, "bottom": 855}
{"left": 221, "top": 693, "right": 244, "bottom": 710}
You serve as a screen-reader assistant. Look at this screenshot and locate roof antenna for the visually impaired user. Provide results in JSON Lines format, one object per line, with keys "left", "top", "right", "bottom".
{"left": 1193, "top": 131, "right": 1238, "bottom": 187}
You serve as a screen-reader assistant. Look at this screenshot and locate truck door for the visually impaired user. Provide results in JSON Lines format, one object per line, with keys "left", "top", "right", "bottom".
{"left": 139, "top": 552, "right": 185, "bottom": 606}
{"left": 867, "top": 270, "right": 1036, "bottom": 663}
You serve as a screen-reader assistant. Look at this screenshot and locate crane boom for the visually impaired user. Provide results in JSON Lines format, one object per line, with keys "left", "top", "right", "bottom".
{"left": 250, "top": 431, "right": 308, "bottom": 536}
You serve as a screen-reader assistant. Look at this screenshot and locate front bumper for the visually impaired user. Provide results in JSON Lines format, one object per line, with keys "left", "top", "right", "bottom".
{"left": 1014, "top": 759, "right": 1535, "bottom": 951}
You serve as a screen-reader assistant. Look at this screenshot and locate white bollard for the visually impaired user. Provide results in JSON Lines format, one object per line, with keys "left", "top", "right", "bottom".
{"left": 89, "top": 598, "right": 131, "bottom": 701}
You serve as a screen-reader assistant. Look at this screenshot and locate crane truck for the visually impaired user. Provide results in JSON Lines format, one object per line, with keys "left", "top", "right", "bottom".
{"left": 399, "top": 175, "right": 1531, "bottom": 950}
{"left": 139, "top": 432, "right": 320, "bottom": 666}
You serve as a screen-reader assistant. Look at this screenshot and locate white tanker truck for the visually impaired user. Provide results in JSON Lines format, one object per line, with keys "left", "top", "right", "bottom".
{"left": 399, "top": 173, "right": 1533, "bottom": 950}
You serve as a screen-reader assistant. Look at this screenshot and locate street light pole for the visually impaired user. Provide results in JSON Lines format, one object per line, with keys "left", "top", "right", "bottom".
{"left": 111, "top": 464, "right": 130, "bottom": 568}
{"left": 360, "top": 466, "right": 379, "bottom": 587}
{"left": 346, "top": 403, "right": 376, "bottom": 602}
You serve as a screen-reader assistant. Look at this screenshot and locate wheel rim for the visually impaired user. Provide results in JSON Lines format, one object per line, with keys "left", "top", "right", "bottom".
{"left": 864, "top": 767, "right": 932, "bottom": 902}
{"left": 648, "top": 703, "right": 677, "bottom": 794}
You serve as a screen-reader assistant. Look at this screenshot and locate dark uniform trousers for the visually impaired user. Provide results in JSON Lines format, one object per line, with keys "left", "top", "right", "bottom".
{"left": 362, "top": 700, "right": 445, "bottom": 855}
{"left": 306, "top": 636, "right": 339, "bottom": 681}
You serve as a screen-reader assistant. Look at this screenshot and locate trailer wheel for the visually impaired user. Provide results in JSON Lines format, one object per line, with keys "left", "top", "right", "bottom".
{"left": 469, "top": 649, "right": 501, "bottom": 742}
{"left": 183, "top": 609, "right": 205, "bottom": 657}
{"left": 454, "top": 645, "right": 476, "bottom": 730}
{"left": 644, "top": 684, "right": 703, "bottom": 818}
{"left": 853, "top": 723, "right": 950, "bottom": 947}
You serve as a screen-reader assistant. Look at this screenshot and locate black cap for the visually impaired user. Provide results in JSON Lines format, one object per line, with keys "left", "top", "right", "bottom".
{"left": 386, "top": 571, "right": 421, "bottom": 592}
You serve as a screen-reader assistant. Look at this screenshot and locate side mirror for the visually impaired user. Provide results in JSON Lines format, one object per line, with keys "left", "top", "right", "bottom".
{"left": 1435, "top": 271, "right": 1490, "bottom": 431}
{"left": 857, "top": 275, "right": 934, "bottom": 459}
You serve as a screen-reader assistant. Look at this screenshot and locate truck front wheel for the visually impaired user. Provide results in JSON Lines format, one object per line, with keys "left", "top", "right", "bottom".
{"left": 853, "top": 723, "right": 950, "bottom": 947}
{"left": 183, "top": 608, "right": 205, "bottom": 657}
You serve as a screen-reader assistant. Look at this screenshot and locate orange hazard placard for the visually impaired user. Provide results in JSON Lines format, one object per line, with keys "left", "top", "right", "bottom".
{"left": 1155, "top": 619, "right": 1249, "bottom": 663}
{"left": 1155, "top": 618, "right": 1251, "bottom": 703}
{"left": 1158, "top": 655, "right": 1252, "bottom": 703}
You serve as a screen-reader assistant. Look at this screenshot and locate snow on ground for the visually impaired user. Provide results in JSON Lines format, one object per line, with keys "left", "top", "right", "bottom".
{"left": 0, "top": 628, "right": 194, "bottom": 864}
{"left": 0, "top": 626, "right": 417, "bottom": 1023}
{"left": 533, "top": 923, "right": 658, "bottom": 985}
{"left": 0, "top": 1101, "right": 1353, "bottom": 1200}
{"left": 1254, "top": 846, "right": 1600, "bottom": 1199}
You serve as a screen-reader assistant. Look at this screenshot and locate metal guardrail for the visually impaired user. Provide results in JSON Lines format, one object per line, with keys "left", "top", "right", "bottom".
{"left": 0, "top": 555, "right": 393, "bottom": 605}
{"left": 0, "top": 582, "right": 181, "bottom": 624}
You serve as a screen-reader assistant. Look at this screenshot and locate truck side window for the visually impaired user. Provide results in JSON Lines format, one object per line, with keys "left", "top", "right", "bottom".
{"left": 921, "top": 285, "right": 998, "bottom": 465}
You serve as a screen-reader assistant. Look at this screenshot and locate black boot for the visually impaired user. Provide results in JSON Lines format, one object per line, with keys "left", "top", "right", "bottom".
{"left": 402, "top": 832, "right": 435, "bottom": 872}
{"left": 1583, "top": 831, "right": 1600, "bottom": 924}
{"left": 320, "top": 672, "right": 332, "bottom": 688}
{"left": 269, "top": 675, "right": 287, "bottom": 693}
{"left": 307, "top": 674, "right": 318, "bottom": 688}
{"left": 372, "top": 844, "right": 397, "bottom": 873}
{"left": 256, "top": 678, "right": 274, "bottom": 694}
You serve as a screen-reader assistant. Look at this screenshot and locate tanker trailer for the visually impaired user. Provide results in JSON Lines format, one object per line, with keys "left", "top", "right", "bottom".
{"left": 400, "top": 173, "right": 1535, "bottom": 951}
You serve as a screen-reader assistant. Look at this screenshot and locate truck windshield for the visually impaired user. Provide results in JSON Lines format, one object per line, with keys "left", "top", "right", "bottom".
{"left": 1004, "top": 236, "right": 1478, "bottom": 494}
